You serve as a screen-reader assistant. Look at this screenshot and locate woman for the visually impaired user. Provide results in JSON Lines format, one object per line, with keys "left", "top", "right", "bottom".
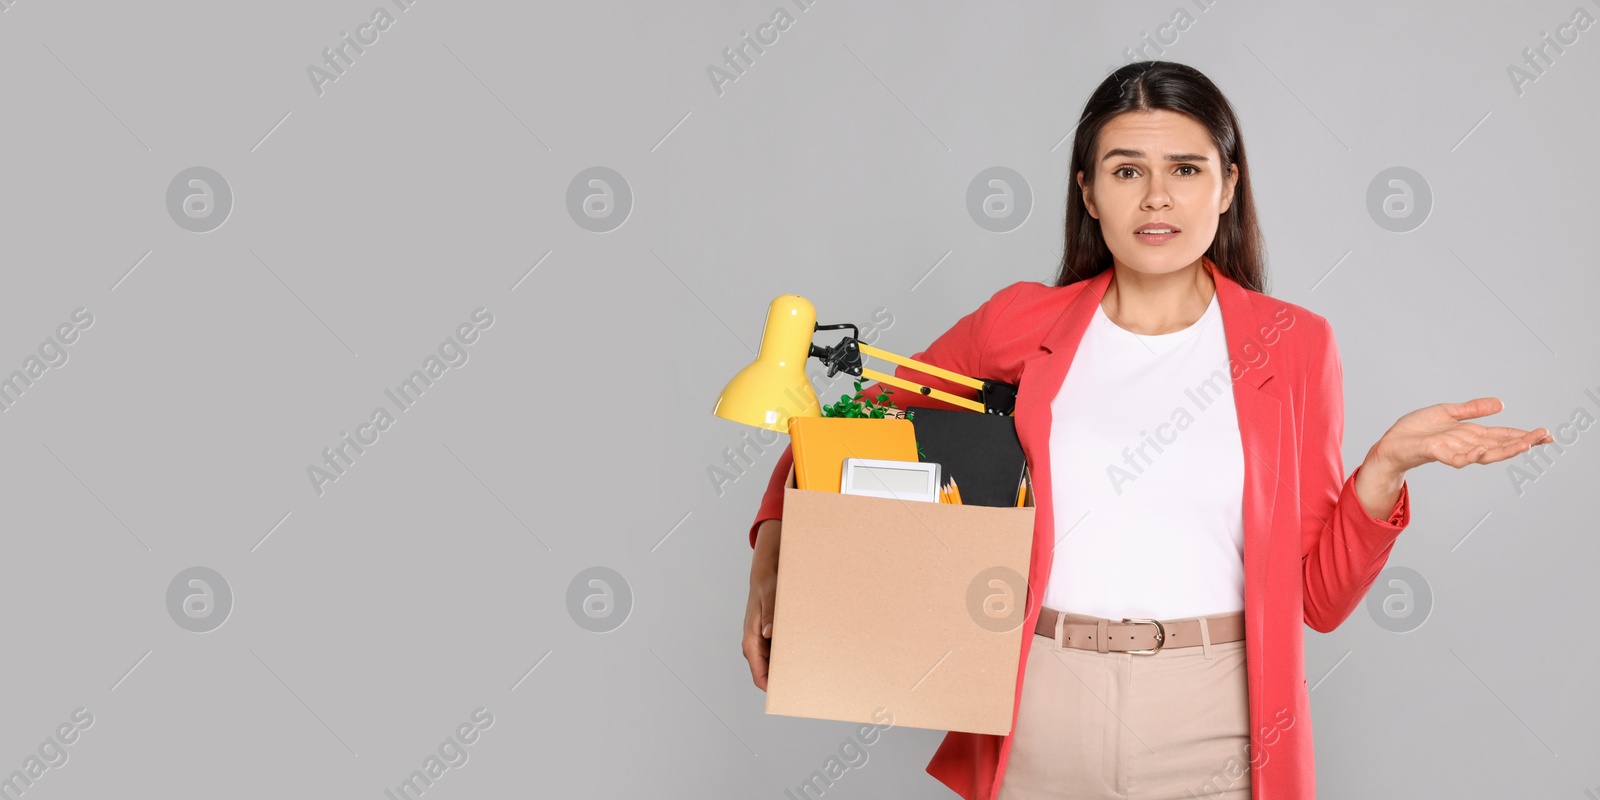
{"left": 741, "top": 61, "right": 1551, "bottom": 800}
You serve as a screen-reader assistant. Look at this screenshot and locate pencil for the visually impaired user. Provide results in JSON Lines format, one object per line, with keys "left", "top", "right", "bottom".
{"left": 948, "top": 477, "right": 962, "bottom": 505}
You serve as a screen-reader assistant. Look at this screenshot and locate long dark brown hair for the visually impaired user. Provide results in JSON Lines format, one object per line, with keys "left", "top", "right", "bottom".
{"left": 1054, "top": 61, "right": 1267, "bottom": 294}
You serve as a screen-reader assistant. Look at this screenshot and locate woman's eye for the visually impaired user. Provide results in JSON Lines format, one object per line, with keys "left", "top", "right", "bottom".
{"left": 1115, "top": 167, "right": 1137, "bottom": 179}
{"left": 1176, "top": 164, "right": 1199, "bottom": 176}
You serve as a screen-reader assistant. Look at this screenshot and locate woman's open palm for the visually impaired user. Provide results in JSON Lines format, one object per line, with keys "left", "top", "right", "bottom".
{"left": 1377, "top": 397, "right": 1553, "bottom": 471}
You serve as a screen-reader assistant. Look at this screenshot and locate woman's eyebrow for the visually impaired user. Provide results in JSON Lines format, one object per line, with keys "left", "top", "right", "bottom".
{"left": 1100, "top": 148, "right": 1211, "bottom": 163}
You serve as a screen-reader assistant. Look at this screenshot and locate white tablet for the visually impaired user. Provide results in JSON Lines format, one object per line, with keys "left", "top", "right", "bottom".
{"left": 840, "top": 458, "right": 942, "bottom": 503}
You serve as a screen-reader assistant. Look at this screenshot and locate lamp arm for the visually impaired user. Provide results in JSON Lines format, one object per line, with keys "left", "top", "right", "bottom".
{"left": 807, "top": 330, "right": 1017, "bottom": 415}
{"left": 858, "top": 367, "right": 986, "bottom": 414}
{"left": 857, "top": 343, "right": 984, "bottom": 392}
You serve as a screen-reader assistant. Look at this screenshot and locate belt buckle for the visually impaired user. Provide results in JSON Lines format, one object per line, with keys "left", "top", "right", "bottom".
{"left": 1120, "top": 617, "right": 1166, "bottom": 655}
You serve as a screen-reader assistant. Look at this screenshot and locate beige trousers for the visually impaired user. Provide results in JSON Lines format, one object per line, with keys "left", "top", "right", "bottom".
{"left": 997, "top": 610, "right": 1252, "bottom": 800}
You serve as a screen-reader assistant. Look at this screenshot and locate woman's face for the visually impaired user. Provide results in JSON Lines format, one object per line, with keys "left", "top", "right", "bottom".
{"left": 1077, "top": 109, "right": 1239, "bottom": 278}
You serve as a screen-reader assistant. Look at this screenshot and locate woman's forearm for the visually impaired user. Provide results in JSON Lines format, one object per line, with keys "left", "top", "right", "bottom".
{"left": 751, "top": 519, "right": 782, "bottom": 579}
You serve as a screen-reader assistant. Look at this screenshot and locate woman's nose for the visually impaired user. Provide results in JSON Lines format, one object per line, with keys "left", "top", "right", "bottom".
{"left": 1143, "top": 180, "right": 1172, "bottom": 209}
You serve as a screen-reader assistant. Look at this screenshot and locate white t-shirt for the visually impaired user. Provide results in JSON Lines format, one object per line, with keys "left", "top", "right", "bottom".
{"left": 1042, "top": 290, "right": 1246, "bottom": 621}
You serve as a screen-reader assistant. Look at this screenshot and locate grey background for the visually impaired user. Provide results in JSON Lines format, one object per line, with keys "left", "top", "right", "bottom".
{"left": 0, "top": 0, "right": 1595, "bottom": 798}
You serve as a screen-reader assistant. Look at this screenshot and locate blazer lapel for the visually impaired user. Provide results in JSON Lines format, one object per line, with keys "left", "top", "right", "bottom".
{"left": 1011, "top": 259, "right": 1281, "bottom": 711}
{"left": 1210, "top": 265, "right": 1281, "bottom": 720}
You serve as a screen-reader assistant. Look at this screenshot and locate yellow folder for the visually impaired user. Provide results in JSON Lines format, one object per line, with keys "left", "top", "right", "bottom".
{"left": 787, "top": 417, "right": 919, "bottom": 492}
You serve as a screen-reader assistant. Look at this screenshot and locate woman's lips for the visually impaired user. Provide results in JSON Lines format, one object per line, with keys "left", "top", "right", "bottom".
{"left": 1134, "top": 230, "right": 1179, "bottom": 244}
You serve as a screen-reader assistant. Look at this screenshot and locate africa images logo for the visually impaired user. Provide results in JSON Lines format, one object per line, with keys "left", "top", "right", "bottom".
{"left": 306, "top": 308, "right": 494, "bottom": 497}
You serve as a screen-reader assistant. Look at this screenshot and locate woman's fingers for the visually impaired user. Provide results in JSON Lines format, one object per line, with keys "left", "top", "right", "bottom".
{"left": 1441, "top": 397, "right": 1504, "bottom": 421}
{"left": 743, "top": 581, "right": 777, "bottom": 691}
{"left": 1459, "top": 429, "right": 1551, "bottom": 466}
{"left": 743, "top": 617, "right": 770, "bottom": 691}
{"left": 1467, "top": 425, "right": 1543, "bottom": 440}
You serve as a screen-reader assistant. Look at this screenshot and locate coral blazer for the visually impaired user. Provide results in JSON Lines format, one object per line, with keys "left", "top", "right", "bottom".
{"left": 747, "top": 256, "right": 1410, "bottom": 800}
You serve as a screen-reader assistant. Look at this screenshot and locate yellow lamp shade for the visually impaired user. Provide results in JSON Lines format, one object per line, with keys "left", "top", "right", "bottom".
{"left": 713, "top": 294, "right": 822, "bottom": 433}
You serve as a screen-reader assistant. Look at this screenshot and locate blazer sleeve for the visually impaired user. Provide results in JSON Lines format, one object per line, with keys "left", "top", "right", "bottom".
{"left": 745, "top": 281, "right": 1032, "bottom": 548}
{"left": 1300, "top": 317, "right": 1411, "bottom": 632}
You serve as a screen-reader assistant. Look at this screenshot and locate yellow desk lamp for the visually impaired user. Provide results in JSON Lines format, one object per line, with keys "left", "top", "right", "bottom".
{"left": 713, "top": 294, "right": 1018, "bottom": 434}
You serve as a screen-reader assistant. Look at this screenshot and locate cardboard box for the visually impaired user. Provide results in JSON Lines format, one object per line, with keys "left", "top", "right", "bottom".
{"left": 765, "top": 463, "right": 1035, "bottom": 735}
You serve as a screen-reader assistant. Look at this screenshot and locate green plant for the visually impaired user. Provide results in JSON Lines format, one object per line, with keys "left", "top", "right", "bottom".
{"left": 822, "top": 380, "right": 924, "bottom": 459}
{"left": 822, "top": 380, "right": 895, "bottom": 418}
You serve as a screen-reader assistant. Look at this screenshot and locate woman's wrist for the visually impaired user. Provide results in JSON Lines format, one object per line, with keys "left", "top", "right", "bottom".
{"left": 1355, "top": 447, "right": 1407, "bottom": 521}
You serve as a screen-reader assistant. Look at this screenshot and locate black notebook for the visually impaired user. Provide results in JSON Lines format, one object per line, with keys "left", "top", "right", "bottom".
{"left": 908, "top": 407, "right": 1028, "bottom": 508}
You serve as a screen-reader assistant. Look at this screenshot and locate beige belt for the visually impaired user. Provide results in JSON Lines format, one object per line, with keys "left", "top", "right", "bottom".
{"left": 1034, "top": 606, "right": 1245, "bottom": 655}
